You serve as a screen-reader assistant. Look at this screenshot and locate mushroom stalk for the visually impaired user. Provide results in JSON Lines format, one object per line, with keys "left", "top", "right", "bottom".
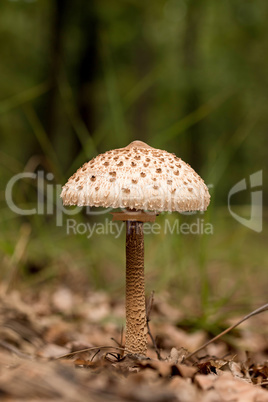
{"left": 125, "top": 220, "right": 147, "bottom": 355}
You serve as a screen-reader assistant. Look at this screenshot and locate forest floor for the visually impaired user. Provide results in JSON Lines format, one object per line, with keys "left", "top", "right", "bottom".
{"left": 0, "top": 267, "right": 267, "bottom": 402}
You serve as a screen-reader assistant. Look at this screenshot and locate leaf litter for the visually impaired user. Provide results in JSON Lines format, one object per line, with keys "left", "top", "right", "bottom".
{"left": 0, "top": 281, "right": 267, "bottom": 402}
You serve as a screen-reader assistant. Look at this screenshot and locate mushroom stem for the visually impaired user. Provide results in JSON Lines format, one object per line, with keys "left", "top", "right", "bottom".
{"left": 125, "top": 220, "right": 147, "bottom": 355}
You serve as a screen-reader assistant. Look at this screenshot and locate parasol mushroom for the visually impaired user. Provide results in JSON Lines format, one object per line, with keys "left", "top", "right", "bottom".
{"left": 61, "top": 140, "right": 210, "bottom": 356}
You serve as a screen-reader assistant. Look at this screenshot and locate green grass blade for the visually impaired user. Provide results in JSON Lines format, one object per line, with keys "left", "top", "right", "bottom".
{"left": 152, "top": 89, "right": 234, "bottom": 148}
{"left": 58, "top": 73, "right": 98, "bottom": 160}
{"left": 206, "top": 109, "right": 262, "bottom": 185}
{"left": 0, "top": 81, "right": 51, "bottom": 115}
{"left": 23, "top": 105, "right": 62, "bottom": 179}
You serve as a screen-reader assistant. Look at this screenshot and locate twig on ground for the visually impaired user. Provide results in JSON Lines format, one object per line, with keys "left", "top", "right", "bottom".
{"left": 54, "top": 345, "right": 127, "bottom": 360}
{"left": 91, "top": 349, "right": 101, "bottom": 362}
{"left": 105, "top": 352, "right": 123, "bottom": 362}
{"left": 146, "top": 291, "right": 162, "bottom": 360}
{"left": 185, "top": 303, "right": 268, "bottom": 361}
{"left": 3, "top": 224, "right": 31, "bottom": 295}
{"left": 111, "top": 327, "right": 125, "bottom": 357}
{"left": 0, "top": 340, "right": 33, "bottom": 360}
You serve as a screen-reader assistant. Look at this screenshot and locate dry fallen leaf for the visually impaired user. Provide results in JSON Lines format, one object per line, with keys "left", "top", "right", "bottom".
{"left": 195, "top": 373, "right": 217, "bottom": 391}
{"left": 0, "top": 284, "right": 267, "bottom": 402}
{"left": 36, "top": 343, "right": 70, "bottom": 359}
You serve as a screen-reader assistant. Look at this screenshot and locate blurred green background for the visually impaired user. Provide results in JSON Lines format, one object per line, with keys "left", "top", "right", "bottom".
{"left": 1, "top": 0, "right": 267, "bottom": 330}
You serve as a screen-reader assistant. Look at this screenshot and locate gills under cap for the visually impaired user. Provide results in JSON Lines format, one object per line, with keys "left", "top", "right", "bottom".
{"left": 60, "top": 140, "right": 210, "bottom": 212}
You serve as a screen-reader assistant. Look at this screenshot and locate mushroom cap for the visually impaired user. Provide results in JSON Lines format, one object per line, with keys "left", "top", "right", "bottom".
{"left": 61, "top": 140, "right": 210, "bottom": 212}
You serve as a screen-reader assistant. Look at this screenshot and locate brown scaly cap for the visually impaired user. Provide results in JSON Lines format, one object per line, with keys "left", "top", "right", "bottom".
{"left": 60, "top": 140, "right": 210, "bottom": 212}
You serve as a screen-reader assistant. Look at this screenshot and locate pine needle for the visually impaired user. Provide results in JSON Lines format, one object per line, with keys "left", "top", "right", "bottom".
{"left": 185, "top": 303, "right": 268, "bottom": 360}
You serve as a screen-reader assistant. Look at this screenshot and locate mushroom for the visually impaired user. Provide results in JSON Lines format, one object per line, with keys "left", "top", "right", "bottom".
{"left": 61, "top": 140, "right": 210, "bottom": 356}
